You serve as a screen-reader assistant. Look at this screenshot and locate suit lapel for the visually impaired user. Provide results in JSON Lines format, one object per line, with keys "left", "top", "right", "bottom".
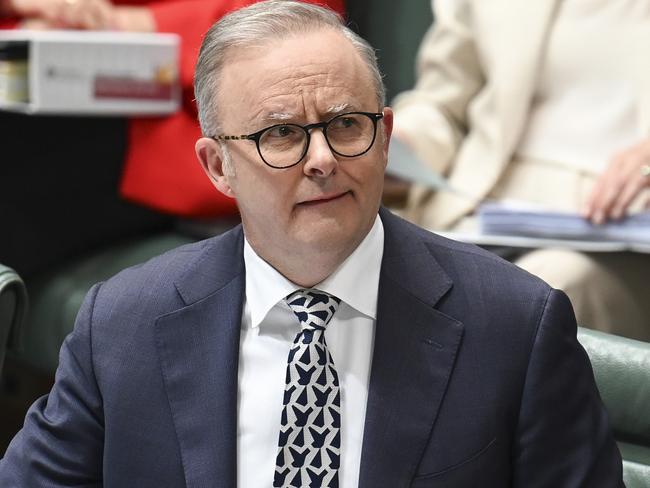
{"left": 359, "top": 210, "right": 464, "bottom": 487}
{"left": 155, "top": 228, "right": 245, "bottom": 488}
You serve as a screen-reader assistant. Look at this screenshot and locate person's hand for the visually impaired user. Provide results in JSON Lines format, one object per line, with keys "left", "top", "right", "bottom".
{"left": 7, "top": 0, "right": 115, "bottom": 30}
{"left": 583, "top": 138, "right": 650, "bottom": 224}
{"left": 17, "top": 16, "right": 55, "bottom": 28}
{"left": 112, "top": 6, "right": 155, "bottom": 32}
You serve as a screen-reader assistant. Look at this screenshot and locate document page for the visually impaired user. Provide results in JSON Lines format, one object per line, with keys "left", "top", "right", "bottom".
{"left": 477, "top": 201, "right": 650, "bottom": 249}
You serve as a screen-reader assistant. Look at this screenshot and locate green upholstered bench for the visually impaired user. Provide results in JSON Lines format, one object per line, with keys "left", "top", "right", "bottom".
{"left": 577, "top": 327, "right": 650, "bottom": 487}
{"left": 0, "top": 265, "right": 27, "bottom": 376}
{"left": 16, "top": 232, "right": 195, "bottom": 374}
{"left": 347, "top": 0, "right": 433, "bottom": 101}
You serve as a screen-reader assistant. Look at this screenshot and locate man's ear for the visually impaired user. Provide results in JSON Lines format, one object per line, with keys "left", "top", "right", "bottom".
{"left": 380, "top": 107, "right": 394, "bottom": 164}
{"left": 195, "top": 137, "right": 235, "bottom": 198}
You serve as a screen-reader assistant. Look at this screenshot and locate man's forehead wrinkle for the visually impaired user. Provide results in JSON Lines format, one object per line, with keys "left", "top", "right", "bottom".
{"left": 251, "top": 92, "right": 300, "bottom": 121}
{"left": 269, "top": 70, "right": 331, "bottom": 92}
{"left": 250, "top": 80, "right": 358, "bottom": 121}
{"left": 252, "top": 90, "right": 357, "bottom": 123}
{"left": 238, "top": 45, "right": 372, "bottom": 127}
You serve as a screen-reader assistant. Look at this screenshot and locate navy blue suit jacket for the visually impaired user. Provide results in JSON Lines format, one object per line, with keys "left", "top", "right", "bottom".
{"left": 0, "top": 209, "right": 622, "bottom": 486}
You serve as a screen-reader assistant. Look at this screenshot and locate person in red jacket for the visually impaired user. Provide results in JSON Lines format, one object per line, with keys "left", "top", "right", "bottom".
{"left": 1, "top": 0, "right": 345, "bottom": 219}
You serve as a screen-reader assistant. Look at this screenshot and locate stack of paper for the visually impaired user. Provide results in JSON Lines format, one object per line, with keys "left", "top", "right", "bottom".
{"left": 478, "top": 202, "right": 650, "bottom": 245}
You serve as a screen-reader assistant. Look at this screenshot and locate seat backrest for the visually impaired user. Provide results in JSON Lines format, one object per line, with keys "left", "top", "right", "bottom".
{"left": 578, "top": 327, "right": 650, "bottom": 445}
{"left": 346, "top": 0, "right": 434, "bottom": 101}
{"left": 0, "top": 264, "right": 28, "bottom": 375}
{"left": 577, "top": 327, "right": 650, "bottom": 487}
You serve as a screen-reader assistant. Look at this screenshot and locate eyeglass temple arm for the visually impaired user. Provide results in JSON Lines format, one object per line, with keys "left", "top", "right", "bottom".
{"left": 211, "top": 134, "right": 254, "bottom": 141}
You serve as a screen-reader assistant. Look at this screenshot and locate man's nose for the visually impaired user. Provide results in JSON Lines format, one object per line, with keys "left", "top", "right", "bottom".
{"left": 302, "top": 130, "right": 338, "bottom": 178}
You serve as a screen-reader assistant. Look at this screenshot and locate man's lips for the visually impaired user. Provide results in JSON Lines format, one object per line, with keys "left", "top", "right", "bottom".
{"left": 298, "top": 191, "right": 350, "bottom": 206}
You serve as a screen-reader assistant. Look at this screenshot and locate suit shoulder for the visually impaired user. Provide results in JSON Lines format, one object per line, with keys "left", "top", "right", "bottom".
{"left": 93, "top": 226, "right": 243, "bottom": 315}
{"left": 102, "top": 238, "right": 207, "bottom": 293}
{"left": 421, "top": 227, "right": 550, "bottom": 292}
{"left": 462, "top": 244, "right": 550, "bottom": 301}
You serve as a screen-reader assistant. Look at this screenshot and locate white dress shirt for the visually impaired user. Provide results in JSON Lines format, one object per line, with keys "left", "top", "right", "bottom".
{"left": 237, "top": 215, "right": 384, "bottom": 487}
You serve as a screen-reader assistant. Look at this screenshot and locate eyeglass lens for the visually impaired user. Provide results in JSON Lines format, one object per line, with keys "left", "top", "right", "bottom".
{"left": 258, "top": 112, "right": 377, "bottom": 168}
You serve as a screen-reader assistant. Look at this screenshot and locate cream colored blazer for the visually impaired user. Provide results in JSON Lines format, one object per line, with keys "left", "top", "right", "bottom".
{"left": 393, "top": 0, "right": 650, "bottom": 230}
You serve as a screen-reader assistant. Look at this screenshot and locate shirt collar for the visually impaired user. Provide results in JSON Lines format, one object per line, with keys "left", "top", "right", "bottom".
{"left": 244, "top": 214, "right": 385, "bottom": 329}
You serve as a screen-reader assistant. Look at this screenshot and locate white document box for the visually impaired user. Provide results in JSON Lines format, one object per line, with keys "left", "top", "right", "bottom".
{"left": 0, "top": 30, "right": 180, "bottom": 115}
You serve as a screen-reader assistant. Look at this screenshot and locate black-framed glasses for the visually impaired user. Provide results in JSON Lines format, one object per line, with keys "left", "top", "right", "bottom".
{"left": 210, "top": 111, "right": 384, "bottom": 169}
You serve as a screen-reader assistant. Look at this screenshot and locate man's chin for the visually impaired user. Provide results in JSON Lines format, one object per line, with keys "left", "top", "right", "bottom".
{"left": 293, "top": 219, "right": 363, "bottom": 252}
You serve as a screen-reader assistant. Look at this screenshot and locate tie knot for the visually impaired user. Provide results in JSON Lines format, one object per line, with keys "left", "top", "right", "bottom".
{"left": 285, "top": 288, "right": 341, "bottom": 331}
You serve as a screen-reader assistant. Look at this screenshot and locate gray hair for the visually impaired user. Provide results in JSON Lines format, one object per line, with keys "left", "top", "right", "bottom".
{"left": 194, "top": 0, "right": 386, "bottom": 138}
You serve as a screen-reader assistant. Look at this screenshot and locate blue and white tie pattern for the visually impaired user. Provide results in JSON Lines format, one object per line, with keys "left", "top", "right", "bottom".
{"left": 274, "top": 289, "right": 341, "bottom": 488}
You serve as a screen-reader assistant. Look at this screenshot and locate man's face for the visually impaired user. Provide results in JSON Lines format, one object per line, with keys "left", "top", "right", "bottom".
{"left": 196, "top": 29, "right": 392, "bottom": 267}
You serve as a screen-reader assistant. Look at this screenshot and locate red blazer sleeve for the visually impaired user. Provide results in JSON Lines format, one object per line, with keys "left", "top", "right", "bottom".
{"left": 0, "top": 19, "right": 19, "bottom": 29}
{"left": 150, "top": 0, "right": 252, "bottom": 106}
{"left": 120, "top": 0, "right": 346, "bottom": 218}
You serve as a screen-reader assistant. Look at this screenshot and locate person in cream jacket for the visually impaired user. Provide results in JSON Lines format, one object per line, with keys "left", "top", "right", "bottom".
{"left": 393, "top": 0, "right": 650, "bottom": 340}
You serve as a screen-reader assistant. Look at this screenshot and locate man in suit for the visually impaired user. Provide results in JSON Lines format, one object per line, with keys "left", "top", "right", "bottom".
{"left": 0, "top": 1, "right": 622, "bottom": 486}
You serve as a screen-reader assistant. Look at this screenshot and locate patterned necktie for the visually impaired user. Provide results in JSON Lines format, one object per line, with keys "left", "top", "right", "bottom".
{"left": 274, "top": 289, "right": 342, "bottom": 488}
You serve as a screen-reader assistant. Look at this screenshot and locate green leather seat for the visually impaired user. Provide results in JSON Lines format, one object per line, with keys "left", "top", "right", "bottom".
{"left": 347, "top": 0, "right": 433, "bottom": 100}
{"left": 17, "top": 233, "right": 195, "bottom": 374}
{"left": 0, "top": 265, "right": 27, "bottom": 376}
{"left": 577, "top": 327, "right": 650, "bottom": 487}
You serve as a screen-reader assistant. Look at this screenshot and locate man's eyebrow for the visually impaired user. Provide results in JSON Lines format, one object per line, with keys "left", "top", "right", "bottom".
{"left": 259, "top": 104, "right": 356, "bottom": 124}
{"left": 324, "top": 103, "right": 353, "bottom": 115}
{"left": 265, "top": 112, "right": 294, "bottom": 122}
